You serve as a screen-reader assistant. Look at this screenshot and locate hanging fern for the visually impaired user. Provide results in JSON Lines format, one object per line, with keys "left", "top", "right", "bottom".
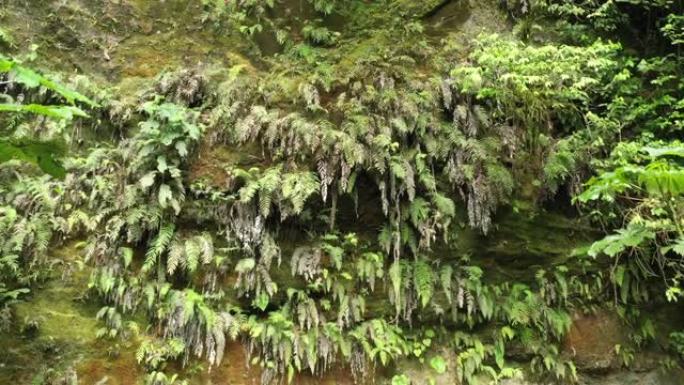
{"left": 414, "top": 259, "right": 435, "bottom": 308}
{"left": 144, "top": 224, "right": 176, "bottom": 274}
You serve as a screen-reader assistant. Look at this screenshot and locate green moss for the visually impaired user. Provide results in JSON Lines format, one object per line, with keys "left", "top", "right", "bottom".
{"left": 0, "top": 0, "right": 254, "bottom": 90}
{"left": 0, "top": 242, "right": 98, "bottom": 383}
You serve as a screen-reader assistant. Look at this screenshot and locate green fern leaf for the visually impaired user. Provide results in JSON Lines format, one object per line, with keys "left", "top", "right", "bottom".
{"left": 144, "top": 224, "right": 175, "bottom": 272}
{"left": 167, "top": 241, "right": 185, "bottom": 275}
{"left": 185, "top": 239, "right": 200, "bottom": 273}
{"left": 414, "top": 259, "right": 435, "bottom": 308}
{"left": 389, "top": 260, "right": 402, "bottom": 314}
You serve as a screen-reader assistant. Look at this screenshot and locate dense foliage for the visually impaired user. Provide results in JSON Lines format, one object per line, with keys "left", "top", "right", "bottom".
{"left": 1, "top": 0, "right": 683, "bottom": 384}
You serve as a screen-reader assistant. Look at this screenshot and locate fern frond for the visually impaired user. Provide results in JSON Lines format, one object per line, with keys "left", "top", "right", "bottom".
{"left": 144, "top": 224, "right": 175, "bottom": 272}
{"left": 197, "top": 232, "right": 214, "bottom": 265}
{"left": 184, "top": 238, "right": 200, "bottom": 273}
{"left": 414, "top": 259, "right": 435, "bottom": 308}
{"left": 167, "top": 240, "right": 185, "bottom": 275}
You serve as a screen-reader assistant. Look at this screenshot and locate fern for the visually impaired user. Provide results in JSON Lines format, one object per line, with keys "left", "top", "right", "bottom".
{"left": 389, "top": 260, "right": 403, "bottom": 316}
{"left": 184, "top": 239, "right": 200, "bottom": 273}
{"left": 281, "top": 171, "right": 320, "bottom": 216}
{"left": 414, "top": 259, "right": 435, "bottom": 308}
{"left": 144, "top": 224, "right": 176, "bottom": 273}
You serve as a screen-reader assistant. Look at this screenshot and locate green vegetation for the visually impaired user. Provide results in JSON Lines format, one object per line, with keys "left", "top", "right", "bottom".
{"left": 1, "top": 0, "right": 683, "bottom": 384}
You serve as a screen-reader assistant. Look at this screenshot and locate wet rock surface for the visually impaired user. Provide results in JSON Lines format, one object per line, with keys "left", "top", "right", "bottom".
{"left": 500, "top": 368, "right": 684, "bottom": 385}
{"left": 395, "top": 348, "right": 459, "bottom": 385}
{"left": 562, "top": 310, "right": 629, "bottom": 372}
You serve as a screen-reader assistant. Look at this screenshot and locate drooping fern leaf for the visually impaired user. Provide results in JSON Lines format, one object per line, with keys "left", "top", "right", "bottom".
{"left": 144, "top": 224, "right": 176, "bottom": 273}
{"left": 414, "top": 259, "right": 435, "bottom": 308}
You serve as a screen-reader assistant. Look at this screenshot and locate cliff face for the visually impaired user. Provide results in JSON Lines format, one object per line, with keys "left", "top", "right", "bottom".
{"left": 1, "top": 1, "right": 682, "bottom": 385}
{"left": 1, "top": 1, "right": 253, "bottom": 87}
{"left": 0, "top": 0, "right": 508, "bottom": 84}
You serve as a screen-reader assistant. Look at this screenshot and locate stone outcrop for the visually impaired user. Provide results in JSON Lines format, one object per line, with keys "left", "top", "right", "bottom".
{"left": 500, "top": 368, "right": 684, "bottom": 385}
{"left": 562, "top": 310, "right": 629, "bottom": 371}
